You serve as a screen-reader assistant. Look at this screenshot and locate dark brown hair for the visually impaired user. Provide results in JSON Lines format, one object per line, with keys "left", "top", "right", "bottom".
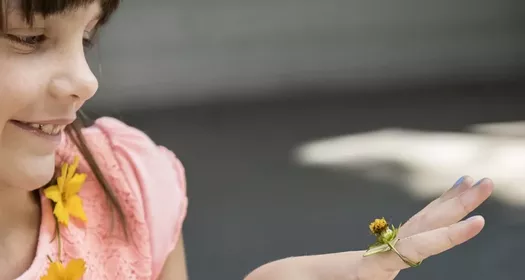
{"left": 1, "top": 0, "right": 126, "bottom": 232}
{"left": 0, "top": 0, "right": 119, "bottom": 29}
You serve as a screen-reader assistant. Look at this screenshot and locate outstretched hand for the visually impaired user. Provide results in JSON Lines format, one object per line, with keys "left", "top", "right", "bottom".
{"left": 357, "top": 176, "right": 493, "bottom": 279}
{"left": 245, "top": 176, "right": 493, "bottom": 280}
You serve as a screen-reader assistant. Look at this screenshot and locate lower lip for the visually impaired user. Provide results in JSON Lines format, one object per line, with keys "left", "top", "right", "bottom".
{"left": 9, "top": 120, "right": 63, "bottom": 145}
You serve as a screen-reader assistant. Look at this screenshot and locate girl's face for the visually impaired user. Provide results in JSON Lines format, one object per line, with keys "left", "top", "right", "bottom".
{"left": 0, "top": 1, "right": 100, "bottom": 190}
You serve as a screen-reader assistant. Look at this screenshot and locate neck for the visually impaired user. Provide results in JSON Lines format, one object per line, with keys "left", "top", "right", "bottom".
{"left": 0, "top": 186, "right": 40, "bottom": 231}
{"left": 0, "top": 186, "right": 41, "bottom": 279}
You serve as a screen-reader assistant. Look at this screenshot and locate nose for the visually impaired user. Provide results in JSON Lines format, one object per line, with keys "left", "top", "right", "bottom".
{"left": 48, "top": 49, "right": 98, "bottom": 104}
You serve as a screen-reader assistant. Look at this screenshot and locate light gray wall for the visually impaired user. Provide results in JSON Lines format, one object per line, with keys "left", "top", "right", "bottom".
{"left": 87, "top": 0, "right": 525, "bottom": 110}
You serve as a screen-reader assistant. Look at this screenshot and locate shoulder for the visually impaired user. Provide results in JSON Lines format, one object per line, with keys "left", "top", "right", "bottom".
{"left": 80, "top": 117, "right": 186, "bottom": 199}
{"left": 87, "top": 116, "right": 188, "bottom": 242}
{"left": 57, "top": 117, "right": 188, "bottom": 278}
{"left": 83, "top": 116, "right": 186, "bottom": 191}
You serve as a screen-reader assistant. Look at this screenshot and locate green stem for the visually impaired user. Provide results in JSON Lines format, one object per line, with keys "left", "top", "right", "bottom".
{"left": 55, "top": 219, "right": 62, "bottom": 262}
{"left": 387, "top": 241, "right": 422, "bottom": 267}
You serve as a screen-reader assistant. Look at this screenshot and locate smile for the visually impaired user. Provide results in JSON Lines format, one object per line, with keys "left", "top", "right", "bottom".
{"left": 23, "top": 122, "right": 67, "bottom": 135}
{"left": 9, "top": 120, "right": 68, "bottom": 137}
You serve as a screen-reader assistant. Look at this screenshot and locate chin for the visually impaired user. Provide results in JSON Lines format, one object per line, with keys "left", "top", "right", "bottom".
{"left": 0, "top": 153, "right": 56, "bottom": 191}
{"left": 29, "top": 163, "right": 57, "bottom": 188}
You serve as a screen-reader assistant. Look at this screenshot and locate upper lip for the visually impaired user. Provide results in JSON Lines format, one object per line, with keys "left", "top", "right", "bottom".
{"left": 13, "top": 118, "right": 76, "bottom": 125}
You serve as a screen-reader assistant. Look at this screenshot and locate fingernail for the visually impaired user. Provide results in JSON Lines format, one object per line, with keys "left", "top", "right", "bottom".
{"left": 454, "top": 215, "right": 484, "bottom": 233}
{"left": 465, "top": 215, "right": 481, "bottom": 222}
{"left": 463, "top": 215, "right": 484, "bottom": 225}
{"left": 473, "top": 178, "right": 485, "bottom": 187}
{"left": 453, "top": 176, "right": 465, "bottom": 187}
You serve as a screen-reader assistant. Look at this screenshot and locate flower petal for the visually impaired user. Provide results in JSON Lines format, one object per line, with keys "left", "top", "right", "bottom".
{"left": 61, "top": 163, "right": 69, "bottom": 179}
{"left": 43, "top": 186, "right": 62, "bottom": 203}
{"left": 53, "top": 201, "right": 70, "bottom": 226}
{"left": 66, "top": 195, "right": 87, "bottom": 222}
{"left": 65, "top": 258, "right": 86, "bottom": 280}
{"left": 65, "top": 174, "right": 86, "bottom": 198}
{"left": 57, "top": 176, "right": 66, "bottom": 194}
{"left": 40, "top": 261, "right": 65, "bottom": 279}
{"left": 67, "top": 157, "right": 80, "bottom": 181}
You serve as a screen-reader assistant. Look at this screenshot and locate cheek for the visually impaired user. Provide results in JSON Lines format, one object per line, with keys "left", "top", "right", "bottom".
{"left": 0, "top": 53, "right": 57, "bottom": 190}
{"left": 0, "top": 57, "right": 49, "bottom": 123}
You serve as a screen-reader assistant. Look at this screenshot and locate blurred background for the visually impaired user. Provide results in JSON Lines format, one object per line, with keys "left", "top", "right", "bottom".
{"left": 85, "top": 0, "right": 525, "bottom": 279}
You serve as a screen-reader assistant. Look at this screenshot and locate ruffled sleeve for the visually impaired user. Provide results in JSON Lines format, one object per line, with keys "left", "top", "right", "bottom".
{"left": 92, "top": 117, "right": 188, "bottom": 278}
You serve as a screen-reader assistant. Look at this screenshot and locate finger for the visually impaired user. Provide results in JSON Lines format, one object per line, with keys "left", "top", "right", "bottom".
{"left": 372, "top": 215, "right": 485, "bottom": 271}
{"left": 412, "top": 178, "right": 493, "bottom": 231}
{"left": 439, "top": 176, "right": 475, "bottom": 201}
{"left": 399, "top": 176, "right": 475, "bottom": 237}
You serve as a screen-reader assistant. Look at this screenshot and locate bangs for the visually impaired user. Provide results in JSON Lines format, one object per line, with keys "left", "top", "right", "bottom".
{"left": 1, "top": 0, "right": 119, "bottom": 29}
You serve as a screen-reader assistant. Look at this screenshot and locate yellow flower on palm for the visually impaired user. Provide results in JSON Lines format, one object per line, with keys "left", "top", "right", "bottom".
{"left": 41, "top": 259, "right": 86, "bottom": 280}
{"left": 44, "top": 156, "right": 87, "bottom": 226}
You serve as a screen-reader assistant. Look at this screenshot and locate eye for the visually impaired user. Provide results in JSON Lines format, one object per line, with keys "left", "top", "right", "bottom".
{"left": 6, "top": 34, "right": 47, "bottom": 47}
{"left": 4, "top": 33, "right": 95, "bottom": 52}
{"left": 83, "top": 29, "right": 97, "bottom": 50}
{"left": 83, "top": 37, "right": 94, "bottom": 50}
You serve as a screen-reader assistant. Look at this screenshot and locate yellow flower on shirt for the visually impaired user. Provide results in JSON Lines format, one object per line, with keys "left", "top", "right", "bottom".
{"left": 44, "top": 156, "right": 87, "bottom": 226}
{"left": 40, "top": 258, "right": 86, "bottom": 280}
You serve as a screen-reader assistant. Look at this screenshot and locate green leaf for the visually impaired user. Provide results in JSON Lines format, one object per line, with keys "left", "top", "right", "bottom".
{"left": 363, "top": 239, "right": 399, "bottom": 257}
{"left": 364, "top": 243, "right": 391, "bottom": 256}
{"left": 368, "top": 241, "right": 382, "bottom": 249}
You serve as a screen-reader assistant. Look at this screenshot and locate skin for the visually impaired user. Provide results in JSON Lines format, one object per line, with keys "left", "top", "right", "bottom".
{"left": 0, "top": 1, "right": 494, "bottom": 279}
{"left": 0, "top": 2, "right": 98, "bottom": 279}
{"left": 158, "top": 177, "right": 492, "bottom": 280}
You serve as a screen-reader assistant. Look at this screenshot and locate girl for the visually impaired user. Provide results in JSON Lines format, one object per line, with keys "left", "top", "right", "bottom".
{"left": 0, "top": 0, "right": 494, "bottom": 279}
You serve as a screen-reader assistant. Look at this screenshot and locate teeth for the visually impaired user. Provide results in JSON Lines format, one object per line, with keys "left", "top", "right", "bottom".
{"left": 27, "top": 123, "right": 66, "bottom": 135}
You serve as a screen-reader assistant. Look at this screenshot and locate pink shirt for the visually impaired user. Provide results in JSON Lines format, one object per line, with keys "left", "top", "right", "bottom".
{"left": 17, "top": 117, "right": 188, "bottom": 279}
